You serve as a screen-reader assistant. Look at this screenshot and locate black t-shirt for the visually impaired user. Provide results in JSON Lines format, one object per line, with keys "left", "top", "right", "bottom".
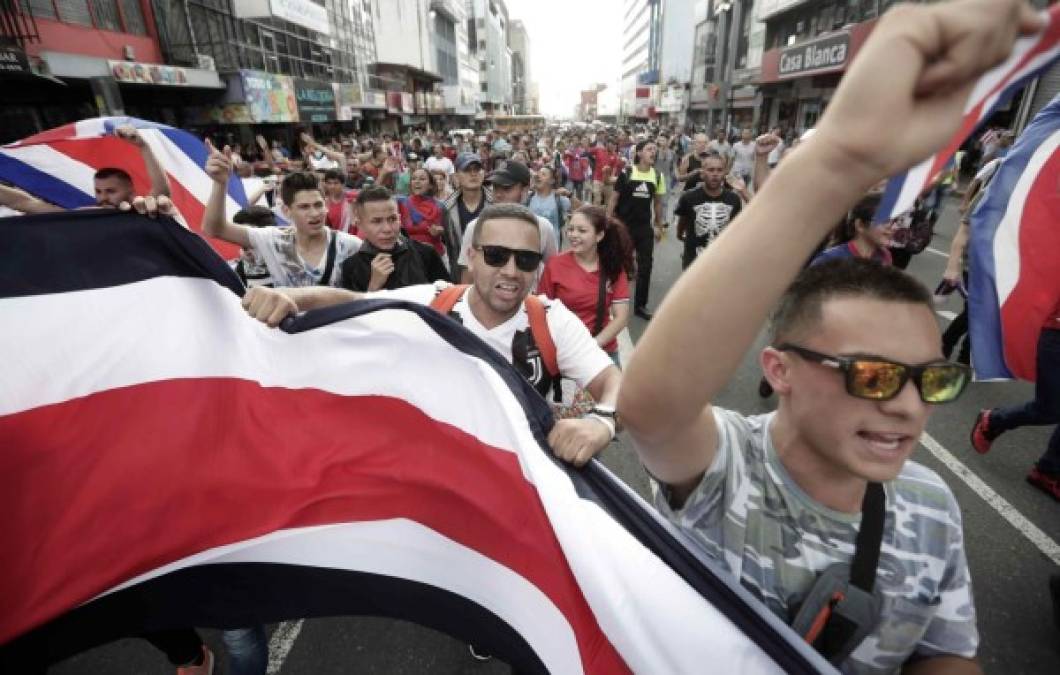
{"left": 674, "top": 187, "right": 743, "bottom": 255}
{"left": 614, "top": 166, "right": 663, "bottom": 230}
{"left": 683, "top": 153, "right": 704, "bottom": 191}
{"left": 457, "top": 194, "right": 486, "bottom": 234}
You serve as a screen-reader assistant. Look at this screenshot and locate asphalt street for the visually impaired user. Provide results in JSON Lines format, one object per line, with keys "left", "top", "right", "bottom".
{"left": 49, "top": 194, "right": 1059, "bottom": 674}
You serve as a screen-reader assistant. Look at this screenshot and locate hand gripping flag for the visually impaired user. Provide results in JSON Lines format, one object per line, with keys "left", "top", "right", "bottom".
{"left": 875, "top": 4, "right": 1060, "bottom": 222}
{"left": 0, "top": 117, "right": 248, "bottom": 259}
{"left": 967, "top": 94, "right": 1060, "bottom": 382}
{"left": 0, "top": 211, "right": 832, "bottom": 674}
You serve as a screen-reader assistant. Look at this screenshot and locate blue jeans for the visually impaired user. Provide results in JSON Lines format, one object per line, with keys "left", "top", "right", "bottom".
{"left": 222, "top": 626, "right": 268, "bottom": 675}
{"left": 990, "top": 328, "right": 1060, "bottom": 474}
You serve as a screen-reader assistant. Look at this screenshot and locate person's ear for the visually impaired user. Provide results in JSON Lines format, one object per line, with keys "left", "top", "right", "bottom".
{"left": 760, "top": 347, "right": 794, "bottom": 396}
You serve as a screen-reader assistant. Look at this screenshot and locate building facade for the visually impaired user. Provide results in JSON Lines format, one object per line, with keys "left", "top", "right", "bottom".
{"left": 508, "top": 17, "right": 530, "bottom": 114}
{"left": 467, "top": 0, "right": 512, "bottom": 115}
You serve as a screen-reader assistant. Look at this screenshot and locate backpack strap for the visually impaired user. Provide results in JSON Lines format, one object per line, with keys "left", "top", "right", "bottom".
{"left": 849, "top": 482, "right": 885, "bottom": 593}
{"left": 524, "top": 295, "right": 559, "bottom": 378}
{"left": 429, "top": 283, "right": 467, "bottom": 314}
{"left": 430, "top": 285, "right": 559, "bottom": 379}
{"left": 317, "top": 230, "right": 338, "bottom": 287}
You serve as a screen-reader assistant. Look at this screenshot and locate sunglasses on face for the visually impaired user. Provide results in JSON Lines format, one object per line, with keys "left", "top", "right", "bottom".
{"left": 776, "top": 343, "right": 970, "bottom": 404}
{"left": 473, "top": 244, "right": 543, "bottom": 272}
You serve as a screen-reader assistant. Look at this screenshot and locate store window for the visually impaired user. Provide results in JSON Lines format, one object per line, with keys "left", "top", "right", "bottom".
{"left": 24, "top": 0, "right": 57, "bottom": 20}
{"left": 90, "top": 0, "right": 122, "bottom": 32}
{"left": 119, "top": 0, "right": 146, "bottom": 34}
{"left": 55, "top": 0, "right": 93, "bottom": 26}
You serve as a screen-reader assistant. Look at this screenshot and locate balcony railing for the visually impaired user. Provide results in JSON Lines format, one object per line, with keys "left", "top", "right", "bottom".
{"left": 1, "top": 0, "right": 40, "bottom": 48}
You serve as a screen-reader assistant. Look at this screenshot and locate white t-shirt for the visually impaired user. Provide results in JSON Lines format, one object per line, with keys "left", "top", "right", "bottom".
{"left": 732, "top": 141, "right": 756, "bottom": 174}
{"left": 376, "top": 282, "right": 612, "bottom": 390}
{"left": 456, "top": 214, "right": 559, "bottom": 268}
{"left": 424, "top": 155, "right": 455, "bottom": 175}
{"left": 246, "top": 226, "right": 361, "bottom": 287}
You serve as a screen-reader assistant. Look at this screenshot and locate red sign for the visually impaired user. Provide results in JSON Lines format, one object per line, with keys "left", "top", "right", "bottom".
{"left": 635, "top": 87, "right": 651, "bottom": 99}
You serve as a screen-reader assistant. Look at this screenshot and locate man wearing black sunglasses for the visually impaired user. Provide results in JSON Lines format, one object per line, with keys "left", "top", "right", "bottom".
{"left": 242, "top": 203, "right": 621, "bottom": 469}
{"left": 616, "top": 0, "right": 1043, "bottom": 671}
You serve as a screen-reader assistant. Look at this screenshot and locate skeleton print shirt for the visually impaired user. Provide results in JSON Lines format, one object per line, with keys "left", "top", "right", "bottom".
{"left": 674, "top": 187, "right": 743, "bottom": 261}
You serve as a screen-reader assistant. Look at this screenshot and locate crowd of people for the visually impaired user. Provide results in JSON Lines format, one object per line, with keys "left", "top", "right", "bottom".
{"left": 3, "top": 0, "right": 1060, "bottom": 673}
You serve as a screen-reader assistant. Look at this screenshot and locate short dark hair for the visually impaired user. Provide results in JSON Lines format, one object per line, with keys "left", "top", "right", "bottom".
{"left": 280, "top": 171, "right": 322, "bottom": 206}
{"left": 770, "top": 258, "right": 934, "bottom": 344}
{"left": 355, "top": 184, "right": 393, "bottom": 206}
{"left": 472, "top": 203, "right": 540, "bottom": 247}
{"left": 94, "top": 167, "right": 132, "bottom": 184}
{"left": 232, "top": 205, "right": 276, "bottom": 228}
{"left": 323, "top": 169, "right": 346, "bottom": 183}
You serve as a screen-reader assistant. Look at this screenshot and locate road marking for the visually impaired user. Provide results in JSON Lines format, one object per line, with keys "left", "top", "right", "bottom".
{"left": 936, "top": 310, "right": 957, "bottom": 321}
{"left": 925, "top": 246, "right": 950, "bottom": 258}
{"left": 267, "top": 619, "right": 304, "bottom": 674}
{"left": 919, "top": 431, "right": 1060, "bottom": 567}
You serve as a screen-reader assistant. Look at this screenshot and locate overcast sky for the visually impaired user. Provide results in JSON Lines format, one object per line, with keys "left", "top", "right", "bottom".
{"left": 506, "top": 0, "right": 623, "bottom": 117}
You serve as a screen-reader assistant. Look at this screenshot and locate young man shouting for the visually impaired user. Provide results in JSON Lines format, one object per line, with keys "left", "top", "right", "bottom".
{"left": 619, "top": 0, "right": 1044, "bottom": 672}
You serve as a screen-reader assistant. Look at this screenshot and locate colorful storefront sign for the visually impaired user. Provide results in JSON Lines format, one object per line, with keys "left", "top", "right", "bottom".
{"left": 240, "top": 69, "right": 298, "bottom": 123}
{"left": 109, "top": 60, "right": 189, "bottom": 86}
{"left": 294, "top": 78, "right": 336, "bottom": 123}
{"left": 334, "top": 83, "right": 362, "bottom": 120}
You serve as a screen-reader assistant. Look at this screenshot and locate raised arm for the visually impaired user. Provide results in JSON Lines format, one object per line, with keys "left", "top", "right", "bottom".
{"left": 618, "top": 0, "right": 1044, "bottom": 497}
{"left": 202, "top": 140, "right": 251, "bottom": 249}
{"left": 0, "top": 184, "right": 62, "bottom": 213}
{"left": 115, "top": 126, "right": 171, "bottom": 198}
{"left": 242, "top": 286, "right": 363, "bottom": 327}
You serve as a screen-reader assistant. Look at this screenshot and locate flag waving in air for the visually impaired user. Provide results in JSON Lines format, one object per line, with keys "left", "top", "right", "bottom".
{"left": 0, "top": 117, "right": 248, "bottom": 259}
{"left": 967, "top": 94, "right": 1060, "bottom": 381}
{"left": 0, "top": 211, "right": 831, "bottom": 674}
{"left": 875, "top": 4, "right": 1060, "bottom": 222}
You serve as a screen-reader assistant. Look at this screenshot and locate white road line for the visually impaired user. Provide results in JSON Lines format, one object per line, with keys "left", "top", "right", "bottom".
{"left": 925, "top": 246, "right": 950, "bottom": 258}
{"left": 919, "top": 432, "right": 1060, "bottom": 567}
{"left": 266, "top": 619, "right": 305, "bottom": 674}
{"left": 936, "top": 310, "right": 957, "bottom": 321}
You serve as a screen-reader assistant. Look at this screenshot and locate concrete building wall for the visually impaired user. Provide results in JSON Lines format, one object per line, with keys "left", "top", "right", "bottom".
{"left": 468, "top": 0, "right": 512, "bottom": 108}
{"left": 371, "top": 0, "right": 434, "bottom": 73}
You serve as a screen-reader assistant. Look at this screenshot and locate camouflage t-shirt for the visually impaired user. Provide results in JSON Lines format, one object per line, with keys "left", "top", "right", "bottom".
{"left": 247, "top": 226, "right": 361, "bottom": 288}
{"left": 652, "top": 408, "right": 978, "bottom": 674}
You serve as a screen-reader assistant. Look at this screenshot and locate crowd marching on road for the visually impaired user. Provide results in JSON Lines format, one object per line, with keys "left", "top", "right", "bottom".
{"left": 4, "top": 1, "right": 1060, "bottom": 673}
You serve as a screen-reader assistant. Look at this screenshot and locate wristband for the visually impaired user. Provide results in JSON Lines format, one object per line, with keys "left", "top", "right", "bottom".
{"left": 587, "top": 413, "right": 616, "bottom": 440}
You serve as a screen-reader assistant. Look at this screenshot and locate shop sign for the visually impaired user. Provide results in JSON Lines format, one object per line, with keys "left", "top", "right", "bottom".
{"left": 270, "top": 0, "right": 329, "bottom": 35}
{"left": 401, "top": 92, "right": 414, "bottom": 114}
{"left": 232, "top": 0, "right": 329, "bottom": 35}
{"left": 362, "top": 90, "right": 386, "bottom": 109}
{"left": 386, "top": 91, "right": 403, "bottom": 114}
{"left": 108, "top": 60, "right": 189, "bottom": 86}
{"left": 0, "top": 46, "right": 31, "bottom": 75}
{"left": 294, "top": 78, "right": 335, "bottom": 122}
{"left": 756, "top": 0, "right": 810, "bottom": 21}
{"left": 779, "top": 32, "right": 850, "bottom": 79}
{"left": 334, "top": 83, "right": 362, "bottom": 120}
{"left": 240, "top": 69, "right": 298, "bottom": 123}
{"left": 186, "top": 104, "right": 255, "bottom": 125}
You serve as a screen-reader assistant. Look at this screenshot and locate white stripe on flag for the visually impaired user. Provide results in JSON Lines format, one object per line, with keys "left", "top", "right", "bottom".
{"left": 993, "top": 128, "right": 1060, "bottom": 305}
{"left": 139, "top": 129, "right": 245, "bottom": 219}
{"left": 5, "top": 275, "right": 786, "bottom": 673}
{"left": 0, "top": 144, "right": 96, "bottom": 198}
{"left": 100, "top": 519, "right": 587, "bottom": 674}
{"left": 74, "top": 118, "right": 109, "bottom": 138}
{"left": 897, "top": 158, "right": 933, "bottom": 214}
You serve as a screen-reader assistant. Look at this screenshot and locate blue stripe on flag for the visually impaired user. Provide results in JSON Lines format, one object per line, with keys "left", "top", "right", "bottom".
{"left": 0, "top": 153, "right": 94, "bottom": 209}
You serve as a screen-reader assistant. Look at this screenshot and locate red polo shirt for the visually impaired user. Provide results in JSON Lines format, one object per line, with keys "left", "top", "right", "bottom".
{"left": 537, "top": 251, "right": 630, "bottom": 353}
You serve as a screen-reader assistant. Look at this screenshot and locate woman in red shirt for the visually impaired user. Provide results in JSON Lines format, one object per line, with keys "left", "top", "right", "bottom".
{"left": 397, "top": 168, "right": 446, "bottom": 256}
{"left": 538, "top": 205, "right": 635, "bottom": 366}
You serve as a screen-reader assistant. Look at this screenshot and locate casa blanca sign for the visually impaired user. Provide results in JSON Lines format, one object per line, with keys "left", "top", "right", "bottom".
{"left": 778, "top": 32, "right": 850, "bottom": 78}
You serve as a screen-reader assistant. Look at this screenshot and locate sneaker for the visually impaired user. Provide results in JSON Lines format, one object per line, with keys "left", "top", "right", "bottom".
{"left": 1026, "top": 467, "right": 1060, "bottom": 501}
{"left": 970, "top": 409, "right": 997, "bottom": 454}
{"left": 468, "top": 643, "right": 493, "bottom": 662}
{"left": 176, "top": 645, "right": 214, "bottom": 675}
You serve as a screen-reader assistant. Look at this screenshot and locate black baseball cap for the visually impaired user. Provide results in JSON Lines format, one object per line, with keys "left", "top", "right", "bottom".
{"left": 486, "top": 161, "right": 532, "bottom": 187}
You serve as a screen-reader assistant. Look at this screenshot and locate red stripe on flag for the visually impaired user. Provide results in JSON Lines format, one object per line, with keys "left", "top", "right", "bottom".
{"left": 164, "top": 178, "right": 241, "bottom": 259}
{"left": 999, "top": 147, "right": 1060, "bottom": 380}
{"left": 0, "top": 379, "right": 629, "bottom": 672}
{"left": 48, "top": 138, "right": 153, "bottom": 196}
